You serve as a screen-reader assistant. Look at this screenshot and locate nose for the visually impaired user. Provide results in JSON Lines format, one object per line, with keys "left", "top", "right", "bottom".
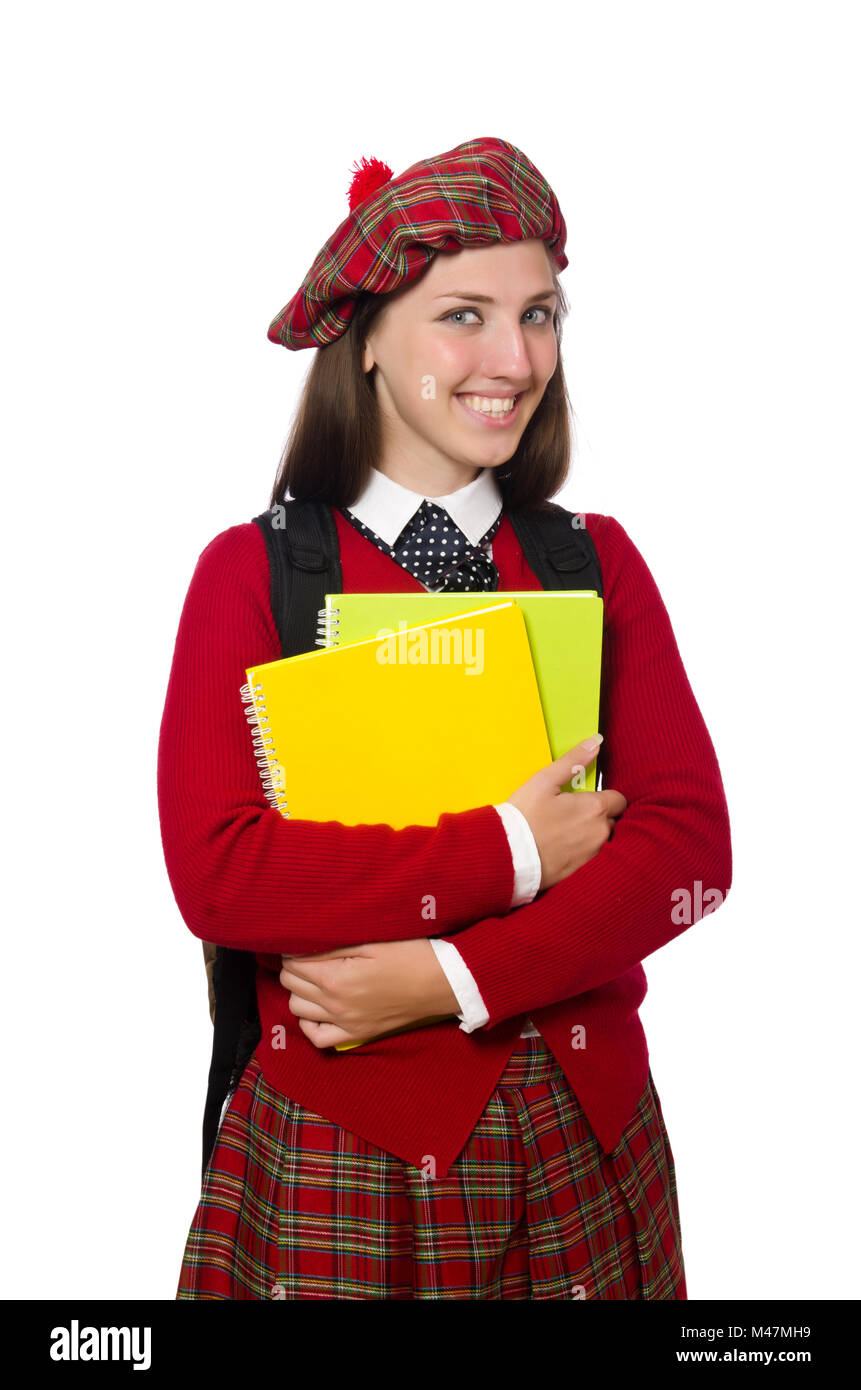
{"left": 477, "top": 316, "right": 536, "bottom": 383}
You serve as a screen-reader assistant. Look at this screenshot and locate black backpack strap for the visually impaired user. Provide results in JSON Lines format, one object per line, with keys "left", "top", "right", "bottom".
{"left": 252, "top": 501, "right": 344, "bottom": 657}
{"left": 201, "top": 947, "right": 260, "bottom": 1175}
{"left": 201, "top": 500, "right": 342, "bottom": 1179}
{"left": 506, "top": 501, "right": 603, "bottom": 598}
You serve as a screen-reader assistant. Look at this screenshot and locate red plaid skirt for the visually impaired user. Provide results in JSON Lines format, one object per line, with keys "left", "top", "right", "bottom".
{"left": 177, "top": 1035, "right": 686, "bottom": 1300}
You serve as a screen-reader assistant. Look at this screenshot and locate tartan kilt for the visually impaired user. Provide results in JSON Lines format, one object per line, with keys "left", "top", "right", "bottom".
{"left": 177, "top": 1034, "right": 686, "bottom": 1300}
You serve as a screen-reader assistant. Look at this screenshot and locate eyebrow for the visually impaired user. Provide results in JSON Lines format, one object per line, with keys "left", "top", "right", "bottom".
{"left": 432, "top": 289, "right": 557, "bottom": 303}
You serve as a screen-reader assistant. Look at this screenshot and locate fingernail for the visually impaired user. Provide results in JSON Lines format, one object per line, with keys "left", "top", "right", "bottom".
{"left": 582, "top": 734, "right": 603, "bottom": 751}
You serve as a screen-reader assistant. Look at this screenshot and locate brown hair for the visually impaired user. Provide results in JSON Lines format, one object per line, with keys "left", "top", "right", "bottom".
{"left": 268, "top": 257, "right": 574, "bottom": 512}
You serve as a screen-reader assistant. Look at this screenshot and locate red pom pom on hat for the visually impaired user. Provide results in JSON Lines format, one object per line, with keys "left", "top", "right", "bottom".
{"left": 347, "top": 155, "right": 393, "bottom": 211}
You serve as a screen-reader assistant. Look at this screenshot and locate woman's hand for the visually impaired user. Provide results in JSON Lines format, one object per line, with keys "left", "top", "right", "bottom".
{"left": 279, "top": 939, "right": 460, "bottom": 1049}
{"left": 507, "top": 736, "right": 628, "bottom": 891}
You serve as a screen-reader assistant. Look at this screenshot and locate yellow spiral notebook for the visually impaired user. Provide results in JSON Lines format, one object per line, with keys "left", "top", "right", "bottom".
{"left": 318, "top": 590, "right": 604, "bottom": 790}
{"left": 240, "top": 600, "right": 551, "bottom": 829}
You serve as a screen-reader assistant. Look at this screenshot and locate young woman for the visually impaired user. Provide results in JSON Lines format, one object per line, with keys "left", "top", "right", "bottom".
{"left": 158, "top": 136, "right": 732, "bottom": 1300}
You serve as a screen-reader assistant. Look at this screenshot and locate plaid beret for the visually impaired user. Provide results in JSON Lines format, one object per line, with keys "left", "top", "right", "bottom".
{"left": 267, "top": 135, "right": 568, "bottom": 351}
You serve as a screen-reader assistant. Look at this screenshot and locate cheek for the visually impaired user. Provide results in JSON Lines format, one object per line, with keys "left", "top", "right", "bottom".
{"left": 411, "top": 338, "right": 474, "bottom": 399}
{"left": 383, "top": 359, "right": 433, "bottom": 416}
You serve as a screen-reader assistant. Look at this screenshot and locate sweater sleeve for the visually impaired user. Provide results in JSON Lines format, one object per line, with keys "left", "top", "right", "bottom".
{"left": 157, "top": 523, "right": 515, "bottom": 954}
{"left": 435, "top": 513, "right": 733, "bottom": 1024}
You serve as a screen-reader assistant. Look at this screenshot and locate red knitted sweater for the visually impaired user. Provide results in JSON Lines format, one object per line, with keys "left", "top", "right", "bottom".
{"left": 157, "top": 506, "right": 732, "bottom": 1177}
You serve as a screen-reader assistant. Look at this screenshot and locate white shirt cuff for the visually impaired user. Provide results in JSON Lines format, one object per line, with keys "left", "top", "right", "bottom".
{"left": 428, "top": 937, "right": 490, "bottom": 1033}
{"left": 493, "top": 801, "right": 542, "bottom": 907}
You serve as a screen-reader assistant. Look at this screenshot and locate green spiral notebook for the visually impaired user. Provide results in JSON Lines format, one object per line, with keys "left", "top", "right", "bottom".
{"left": 318, "top": 590, "right": 604, "bottom": 791}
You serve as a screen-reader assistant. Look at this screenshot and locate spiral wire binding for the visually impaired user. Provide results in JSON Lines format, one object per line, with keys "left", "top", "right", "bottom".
{"left": 240, "top": 680, "right": 290, "bottom": 818}
{"left": 242, "top": 604, "right": 340, "bottom": 815}
{"left": 315, "top": 603, "right": 340, "bottom": 647}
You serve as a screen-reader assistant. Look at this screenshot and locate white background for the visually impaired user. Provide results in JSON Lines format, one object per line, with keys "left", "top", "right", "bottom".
{"left": 2, "top": 0, "right": 858, "bottom": 1301}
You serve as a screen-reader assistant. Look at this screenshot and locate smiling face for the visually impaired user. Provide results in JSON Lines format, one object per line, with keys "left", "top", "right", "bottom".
{"left": 361, "top": 238, "right": 561, "bottom": 495}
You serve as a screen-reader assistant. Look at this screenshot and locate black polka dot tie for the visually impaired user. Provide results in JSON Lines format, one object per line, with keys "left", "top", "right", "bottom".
{"left": 341, "top": 498, "right": 502, "bottom": 592}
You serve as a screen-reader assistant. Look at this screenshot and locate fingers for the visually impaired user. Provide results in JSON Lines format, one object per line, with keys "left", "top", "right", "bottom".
{"left": 287, "top": 991, "right": 331, "bottom": 1022}
{"left": 541, "top": 735, "right": 604, "bottom": 792}
{"left": 282, "top": 947, "right": 353, "bottom": 962}
{"left": 280, "top": 962, "right": 324, "bottom": 994}
{"left": 297, "top": 1017, "right": 351, "bottom": 1050}
{"left": 599, "top": 789, "right": 628, "bottom": 817}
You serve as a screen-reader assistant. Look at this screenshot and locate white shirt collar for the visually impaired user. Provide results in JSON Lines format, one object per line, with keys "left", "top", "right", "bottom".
{"left": 345, "top": 465, "right": 503, "bottom": 547}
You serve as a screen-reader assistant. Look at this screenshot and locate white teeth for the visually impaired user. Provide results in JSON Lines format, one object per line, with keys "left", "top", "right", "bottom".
{"left": 460, "top": 394, "right": 517, "bottom": 415}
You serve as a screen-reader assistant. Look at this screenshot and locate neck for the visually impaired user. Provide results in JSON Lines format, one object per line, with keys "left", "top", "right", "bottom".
{"left": 374, "top": 456, "right": 482, "bottom": 498}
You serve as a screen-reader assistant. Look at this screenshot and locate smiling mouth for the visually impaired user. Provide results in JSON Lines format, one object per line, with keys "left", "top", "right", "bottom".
{"left": 455, "top": 392, "right": 523, "bottom": 423}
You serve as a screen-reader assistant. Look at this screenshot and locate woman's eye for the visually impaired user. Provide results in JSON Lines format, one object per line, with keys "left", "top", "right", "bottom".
{"left": 523, "top": 306, "right": 551, "bottom": 325}
{"left": 442, "top": 306, "right": 552, "bottom": 326}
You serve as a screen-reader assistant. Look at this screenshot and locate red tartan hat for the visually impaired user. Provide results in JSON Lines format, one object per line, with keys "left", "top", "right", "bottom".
{"left": 267, "top": 136, "right": 568, "bottom": 351}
